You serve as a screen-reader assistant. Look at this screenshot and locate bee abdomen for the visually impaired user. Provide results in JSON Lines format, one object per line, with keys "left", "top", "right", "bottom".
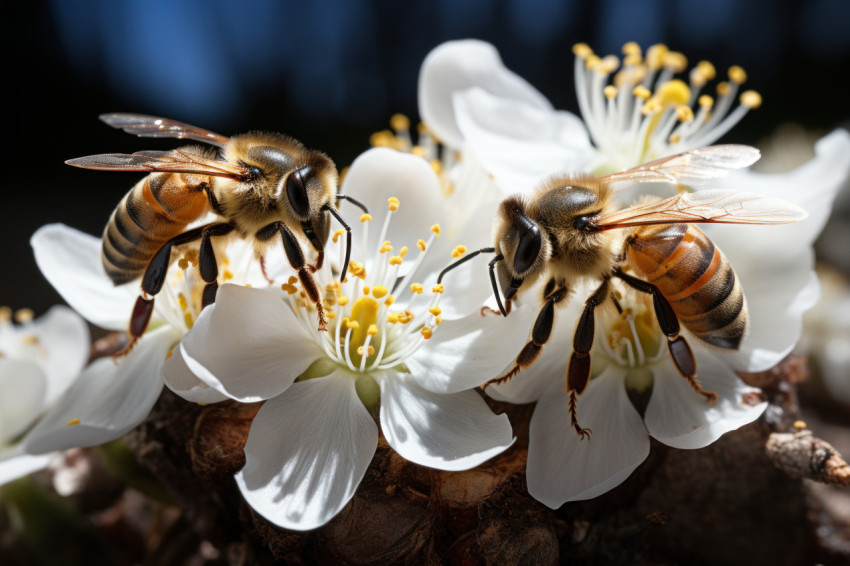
{"left": 101, "top": 173, "right": 207, "bottom": 285}
{"left": 626, "top": 224, "right": 747, "bottom": 350}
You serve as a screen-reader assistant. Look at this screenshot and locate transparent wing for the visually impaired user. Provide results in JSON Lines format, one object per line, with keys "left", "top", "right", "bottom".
{"left": 592, "top": 189, "right": 807, "bottom": 231}
{"left": 66, "top": 149, "right": 248, "bottom": 180}
{"left": 99, "top": 113, "right": 230, "bottom": 147}
{"left": 601, "top": 145, "right": 761, "bottom": 192}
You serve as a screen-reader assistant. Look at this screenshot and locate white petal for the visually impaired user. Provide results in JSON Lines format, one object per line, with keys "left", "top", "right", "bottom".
{"left": 0, "top": 444, "right": 57, "bottom": 486}
{"left": 22, "top": 327, "right": 174, "bottom": 453}
{"left": 31, "top": 224, "right": 138, "bottom": 331}
{"left": 179, "top": 285, "right": 323, "bottom": 402}
{"left": 235, "top": 373, "right": 378, "bottom": 531}
{"left": 454, "top": 88, "right": 592, "bottom": 194}
{"left": 526, "top": 368, "right": 650, "bottom": 509}
{"left": 644, "top": 348, "right": 766, "bottom": 449}
{"left": 33, "top": 305, "right": 90, "bottom": 405}
{"left": 379, "top": 374, "right": 513, "bottom": 471}
{"left": 0, "top": 359, "right": 47, "bottom": 443}
{"left": 161, "top": 343, "right": 229, "bottom": 404}
{"left": 405, "top": 303, "right": 538, "bottom": 394}
{"left": 418, "top": 40, "right": 552, "bottom": 148}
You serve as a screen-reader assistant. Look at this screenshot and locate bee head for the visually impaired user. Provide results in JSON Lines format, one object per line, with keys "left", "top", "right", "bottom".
{"left": 493, "top": 197, "right": 552, "bottom": 301}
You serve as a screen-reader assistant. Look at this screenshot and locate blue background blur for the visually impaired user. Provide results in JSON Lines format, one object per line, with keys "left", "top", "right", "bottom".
{"left": 3, "top": 0, "right": 849, "bottom": 314}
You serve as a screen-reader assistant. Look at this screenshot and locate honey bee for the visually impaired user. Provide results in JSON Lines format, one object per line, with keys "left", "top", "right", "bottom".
{"left": 438, "top": 145, "right": 806, "bottom": 438}
{"left": 67, "top": 114, "right": 366, "bottom": 351}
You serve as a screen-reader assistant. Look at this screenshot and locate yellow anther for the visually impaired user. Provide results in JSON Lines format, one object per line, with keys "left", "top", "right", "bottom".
{"left": 288, "top": 276, "right": 298, "bottom": 284}
{"left": 184, "top": 312, "right": 194, "bottom": 330}
{"left": 384, "top": 295, "right": 396, "bottom": 307}
{"left": 572, "top": 42, "right": 592, "bottom": 58}
{"left": 367, "top": 324, "right": 378, "bottom": 336}
{"left": 0, "top": 306, "right": 12, "bottom": 323}
{"left": 429, "top": 306, "right": 442, "bottom": 316}
{"left": 389, "top": 256, "right": 403, "bottom": 266}
{"left": 360, "top": 214, "right": 373, "bottom": 222}
{"left": 451, "top": 245, "right": 467, "bottom": 258}
{"left": 370, "top": 130, "right": 395, "bottom": 148}
{"left": 728, "top": 65, "right": 747, "bottom": 84}
{"left": 411, "top": 146, "right": 426, "bottom": 158}
{"left": 410, "top": 283, "right": 424, "bottom": 294}
{"left": 622, "top": 41, "right": 641, "bottom": 55}
{"left": 223, "top": 269, "right": 234, "bottom": 281}
{"left": 325, "top": 309, "right": 336, "bottom": 320}
{"left": 178, "top": 258, "right": 190, "bottom": 270}
{"left": 641, "top": 98, "right": 662, "bottom": 115}
{"left": 432, "top": 284, "right": 445, "bottom": 294}
{"left": 387, "top": 197, "right": 400, "bottom": 211}
{"left": 435, "top": 316, "right": 442, "bottom": 325}
{"left": 398, "top": 310, "right": 414, "bottom": 324}
{"left": 585, "top": 53, "right": 601, "bottom": 70}
{"left": 431, "top": 224, "right": 441, "bottom": 236}
{"left": 332, "top": 228, "right": 345, "bottom": 243}
{"left": 357, "top": 345, "right": 376, "bottom": 356}
{"left": 421, "top": 327, "right": 433, "bottom": 339}
{"left": 740, "top": 90, "right": 762, "bottom": 109}
{"left": 281, "top": 282, "right": 298, "bottom": 295}
{"left": 371, "top": 286, "right": 388, "bottom": 299}
{"left": 595, "top": 55, "right": 620, "bottom": 74}
{"left": 66, "top": 419, "right": 81, "bottom": 426}
{"left": 379, "top": 241, "right": 393, "bottom": 254}
{"left": 387, "top": 313, "right": 399, "bottom": 324}
{"left": 362, "top": 286, "right": 370, "bottom": 296}
{"left": 399, "top": 246, "right": 408, "bottom": 258}
{"left": 675, "top": 105, "right": 694, "bottom": 122}
{"left": 390, "top": 113, "right": 410, "bottom": 132}
{"left": 14, "top": 309, "right": 34, "bottom": 324}
{"left": 793, "top": 420, "right": 807, "bottom": 431}
{"left": 697, "top": 60, "right": 716, "bottom": 81}
{"left": 346, "top": 320, "right": 360, "bottom": 330}
{"left": 658, "top": 79, "right": 691, "bottom": 106}
{"left": 632, "top": 85, "right": 651, "bottom": 100}
{"left": 698, "top": 94, "right": 714, "bottom": 108}
{"left": 349, "top": 261, "right": 367, "bottom": 279}
{"left": 430, "top": 159, "right": 442, "bottom": 174}
{"left": 417, "top": 239, "right": 427, "bottom": 251}
{"left": 669, "top": 133, "right": 682, "bottom": 144}
{"left": 623, "top": 53, "right": 643, "bottom": 67}
{"left": 646, "top": 43, "right": 669, "bottom": 70}
{"left": 338, "top": 295, "right": 350, "bottom": 306}
{"left": 603, "top": 85, "right": 618, "bottom": 99}
{"left": 177, "top": 293, "right": 189, "bottom": 311}
{"left": 665, "top": 51, "right": 688, "bottom": 72}
{"left": 417, "top": 121, "right": 429, "bottom": 133}
{"left": 716, "top": 81, "right": 730, "bottom": 96}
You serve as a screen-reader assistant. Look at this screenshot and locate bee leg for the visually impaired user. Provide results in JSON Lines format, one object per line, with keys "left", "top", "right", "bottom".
{"left": 300, "top": 220, "right": 325, "bottom": 273}
{"left": 614, "top": 269, "right": 716, "bottom": 403}
{"left": 198, "top": 224, "right": 236, "bottom": 308}
{"left": 322, "top": 204, "right": 353, "bottom": 283}
{"left": 483, "top": 280, "right": 568, "bottom": 389}
{"left": 257, "top": 221, "right": 327, "bottom": 331}
{"left": 256, "top": 251, "right": 274, "bottom": 284}
{"left": 566, "top": 279, "right": 610, "bottom": 440}
{"left": 480, "top": 301, "right": 512, "bottom": 317}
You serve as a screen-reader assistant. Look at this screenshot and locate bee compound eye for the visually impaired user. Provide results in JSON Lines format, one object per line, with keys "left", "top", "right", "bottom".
{"left": 513, "top": 223, "right": 542, "bottom": 275}
{"left": 285, "top": 166, "right": 312, "bottom": 217}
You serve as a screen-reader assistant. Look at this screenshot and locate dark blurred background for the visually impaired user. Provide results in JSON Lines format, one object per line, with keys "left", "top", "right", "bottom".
{"left": 3, "top": 0, "right": 849, "bottom": 316}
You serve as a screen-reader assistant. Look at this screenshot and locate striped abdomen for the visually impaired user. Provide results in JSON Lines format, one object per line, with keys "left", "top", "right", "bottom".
{"left": 102, "top": 172, "right": 209, "bottom": 285}
{"left": 625, "top": 224, "right": 746, "bottom": 350}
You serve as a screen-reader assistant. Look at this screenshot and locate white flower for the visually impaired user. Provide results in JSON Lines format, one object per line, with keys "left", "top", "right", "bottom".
{"left": 0, "top": 306, "right": 89, "bottom": 485}
{"left": 26, "top": 224, "right": 279, "bottom": 455}
{"left": 419, "top": 39, "right": 850, "bottom": 507}
{"left": 178, "top": 148, "right": 526, "bottom": 530}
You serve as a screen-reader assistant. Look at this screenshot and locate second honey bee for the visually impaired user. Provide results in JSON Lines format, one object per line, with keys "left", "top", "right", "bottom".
{"left": 438, "top": 145, "right": 806, "bottom": 438}
{"left": 67, "top": 114, "right": 367, "bottom": 352}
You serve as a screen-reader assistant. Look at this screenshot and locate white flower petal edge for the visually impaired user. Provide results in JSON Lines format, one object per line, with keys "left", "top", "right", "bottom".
{"left": 22, "top": 326, "right": 173, "bottom": 454}
{"left": 644, "top": 346, "right": 766, "bottom": 450}
{"left": 34, "top": 305, "right": 90, "bottom": 405}
{"left": 31, "top": 224, "right": 140, "bottom": 331}
{"left": 526, "top": 368, "right": 649, "bottom": 509}
{"left": 235, "top": 373, "right": 378, "bottom": 531}
{"left": 418, "top": 39, "right": 552, "bottom": 149}
{"left": 161, "top": 343, "right": 229, "bottom": 405}
{"left": 0, "top": 444, "right": 57, "bottom": 486}
{"left": 0, "top": 359, "right": 47, "bottom": 442}
{"left": 179, "top": 284, "right": 324, "bottom": 403}
{"left": 379, "top": 374, "right": 514, "bottom": 471}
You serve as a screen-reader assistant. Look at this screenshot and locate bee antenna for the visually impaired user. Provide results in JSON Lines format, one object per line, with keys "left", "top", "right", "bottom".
{"left": 436, "top": 247, "right": 507, "bottom": 317}
{"left": 335, "top": 194, "right": 369, "bottom": 215}
{"left": 322, "top": 204, "right": 352, "bottom": 282}
{"left": 437, "top": 247, "right": 496, "bottom": 284}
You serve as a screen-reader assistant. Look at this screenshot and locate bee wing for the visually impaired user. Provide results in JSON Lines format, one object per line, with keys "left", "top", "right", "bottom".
{"left": 592, "top": 189, "right": 808, "bottom": 231}
{"left": 65, "top": 149, "right": 249, "bottom": 180}
{"left": 99, "top": 113, "right": 230, "bottom": 148}
{"left": 600, "top": 145, "right": 761, "bottom": 192}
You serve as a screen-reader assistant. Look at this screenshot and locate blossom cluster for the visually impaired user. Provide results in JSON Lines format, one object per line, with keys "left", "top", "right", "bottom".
{"left": 2, "top": 40, "right": 849, "bottom": 531}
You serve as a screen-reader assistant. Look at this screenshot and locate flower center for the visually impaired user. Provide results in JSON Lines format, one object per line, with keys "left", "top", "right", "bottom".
{"left": 572, "top": 41, "right": 762, "bottom": 172}
{"left": 0, "top": 306, "right": 44, "bottom": 361}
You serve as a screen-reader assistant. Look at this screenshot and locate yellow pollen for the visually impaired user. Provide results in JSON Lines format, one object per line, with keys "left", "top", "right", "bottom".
{"left": 370, "top": 130, "right": 396, "bottom": 148}
{"left": 657, "top": 79, "right": 691, "bottom": 106}
{"left": 417, "top": 239, "right": 427, "bottom": 251}
{"left": 740, "top": 90, "right": 762, "bottom": 109}
{"left": 417, "top": 121, "right": 429, "bottom": 133}
{"left": 389, "top": 256, "right": 403, "bottom": 266}
{"left": 14, "top": 308, "right": 34, "bottom": 324}
{"left": 325, "top": 309, "right": 336, "bottom": 320}
{"left": 357, "top": 346, "right": 376, "bottom": 356}
{"left": 0, "top": 306, "right": 12, "bottom": 323}
{"left": 623, "top": 53, "right": 642, "bottom": 67}
{"left": 184, "top": 249, "right": 199, "bottom": 266}
{"left": 362, "top": 286, "right": 370, "bottom": 296}
{"left": 288, "top": 276, "right": 298, "bottom": 284}
{"left": 572, "top": 43, "right": 592, "bottom": 58}
{"left": 390, "top": 113, "right": 410, "bottom": 132}
{"left": 325, "top": 282, "right": 337, "bottom": 294}
{"left": 646, "top": 44, "right": 669, "bottom": 71}
{"left": 379, "top": 241, "right": 393, "bottom": 254}
{"left": 585, "top": 53, "right": 601, "bottom": 70}
{"left": 641, "top": 98, "right": 662, "bottom": 115}
{"left": 428, "top": 306, "right": 442, "bottom": 316}
{"left": 698, "top": 94, "right": 714, "bottom": 108}
{"left": 632, "top": 85, "right": 651, "bottom": 100}
{"left": 411, "top": 283, "right": 424, "bottom": 294}
{"left": 371, "top": 286, "right": 388, "bottom": 299}
{"left": 178, "top": 258, "right": 190, "bottom": 270}
{"left": 66, "top": 419, "right": 81, "bottom": 426}
{"left": 669, "top": 133, "right": 681, "bottom": 144}
{"left": 603, "top": 85, "right": 618, "bottom": 99}
{"left": 435, "top": 316, "right": 443, "bottom": 325}
{"left": 184, "top": 312, "right": 194, "bottom": 329}
{"left": 728, "top": 65, "right": 747, "bottom": 84}
{"left": 387, "top": 313, "right": 399, "bottom": 324}
{"left": 430, "top": 159, "right": 442, "bottom": 174}
{"left": 411, "top": 146, "right": 426, "bottom": 158}
{"left": 421, "top": 327, "right": 433, "bottom": 339}
{"left": 451, "top": 245, "right": 467, "bottom": 258}
{"left": 281, "top": 282, "right": 298, "bottom": 294}
{"left": 665, "top": 51, "right": 688, "bottom": 72}
{"left": 178, "top": 293, "right": 189, "bottom": 311}
{"left": 222, "top": 269, "right": 234, "bottom": 281}
{"left": 432, "top": 284, "right": 445, "bottom": 294}
{"left": 622, "top": 41, "right": 641, "bottom": 55}
{"left": 384, "top": 295, "right": 396, "bottom": 306}
{"left": 697, "top": 60, "right": 716, "bottom": 81}
{"left": 595, "top": 55, "right": 620, "bottom": 75}
{"left": 332, "top": 229, "right": 345, "bottom": 243}
{"left": 360, "top": 214, "right": 372, "bottom": 223}
{"left": 338, "top": 296, "right": 351, "bottom": 307}
{"left": 367, "top": 324, "right": 378, "bottom": 336}
{"left": 399, "top": 246, "right": 408, "bottom": 258}
{"left": 346, "top": 320, "right": 360, "bottom": 330}
{"left": 716, "top": 81, "right": 730, "bottom": 96}
{"left": 793, "top": 420, "right": 807, "bottom": 431}
{"left": 387, "top": 197, "right": 400, "bottom": 211}
{"left": 349, "top": 261, "right": 367, "bottom": 279}
{"left": 675, "top": 105, "right": 694, "bottom": 122}
{"left": 398, "top": 310, "right": 414, "bottom": 324}
{"left": 431, "top": 224, "right": 441, "bottom": 236}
